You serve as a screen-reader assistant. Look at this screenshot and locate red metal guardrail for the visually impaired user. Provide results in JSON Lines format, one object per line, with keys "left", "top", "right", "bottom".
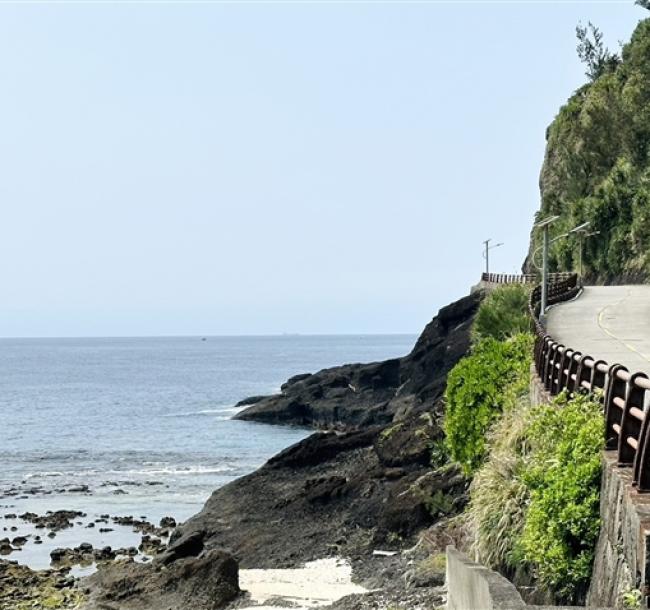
{"left": 531, "top": 276, "right": 650, "bottom": 492}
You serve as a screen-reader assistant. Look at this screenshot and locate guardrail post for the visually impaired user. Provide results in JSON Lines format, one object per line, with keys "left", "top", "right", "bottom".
{"left": 575, "top": 355, "right": 594, "bottom": 394}
{"left": 618, "top": 373, "right": 648, "bottom": 467}
{"left": 544, "top": 342, "right": 559, "bottom": 392}
{"left": 591, "top": 360, "right": 608, "bottom": 394}
{"left": 550, "top": 345, "right": 565, "bottom": 395}
{"left": 566, "top": 351, "right": 582, "bottom": 394}
{"left": 604, "top": 364, "right": 629, "bottom": 450}
{"left": 628, "top": 373, "right": 650, "bottom": 487}
{"left": 557, "top": 347, "right": 574, "bottom": 393}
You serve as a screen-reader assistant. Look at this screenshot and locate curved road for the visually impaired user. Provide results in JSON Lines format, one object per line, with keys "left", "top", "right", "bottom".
{"left": 546, "top": 285, "right": 650, "bottom": 377}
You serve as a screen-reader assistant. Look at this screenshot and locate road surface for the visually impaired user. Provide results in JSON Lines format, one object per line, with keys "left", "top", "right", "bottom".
{"left": 546, "top": 285, "right": 650, "bottom": 377}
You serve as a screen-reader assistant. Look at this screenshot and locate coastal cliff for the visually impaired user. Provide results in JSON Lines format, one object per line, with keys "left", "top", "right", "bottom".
{"left": 524, "top": 18, "right": 650, "bottom": 283}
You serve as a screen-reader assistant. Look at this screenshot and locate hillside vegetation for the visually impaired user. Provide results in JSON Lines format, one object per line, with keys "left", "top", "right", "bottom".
{"left": 444, "top": 285, "right": 604, "bottom": 605}
{"left": 527, "top": 16, "right": 650, "bottom": 283}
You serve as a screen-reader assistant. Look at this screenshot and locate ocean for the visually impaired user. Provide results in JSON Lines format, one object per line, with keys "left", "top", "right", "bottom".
{"left": 0, "top": 334, "right": 416, "bottom": 570}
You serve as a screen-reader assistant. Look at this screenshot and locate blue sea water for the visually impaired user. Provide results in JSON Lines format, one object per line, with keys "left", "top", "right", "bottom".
{"left": 0, "top": 334, "right": 415, "bottom": 568}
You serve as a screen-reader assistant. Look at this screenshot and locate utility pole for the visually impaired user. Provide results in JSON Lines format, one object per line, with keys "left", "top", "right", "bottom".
{"left": 482, "top": 239, "right": 504, "bottom": 275}
{"left": 534, "top": 216, "right": 559, "bottom": 319}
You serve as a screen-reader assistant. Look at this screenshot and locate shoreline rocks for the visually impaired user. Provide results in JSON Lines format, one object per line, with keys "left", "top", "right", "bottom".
{"left": 83, "top": 548, "right": 239, "bottom": 610}
{"left": 5, "top": 290, "right": 481, "bottom": 610}
{"left": 0, "top": 559, "right": 83, "bottom": 609}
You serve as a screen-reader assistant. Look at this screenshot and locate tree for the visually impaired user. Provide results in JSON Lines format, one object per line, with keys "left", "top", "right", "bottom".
{"left": 636, "top": 0, "right": 650, "bottom": 11}
{"left": 576, "top": 22, "right": 619, "bottom": 81}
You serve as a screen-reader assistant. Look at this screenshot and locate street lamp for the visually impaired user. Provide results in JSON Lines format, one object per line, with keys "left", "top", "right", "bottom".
{"left": 482, "top": 239, "right": 504, "bottom": 275}
{"left": 532, "top": 232, "right": 570, "bottom": 271}
{"left": 569, "top": 221, "right": 591, "bottom": 277}
{"left": 534, "top": 216, "right": 559, "bottom": 318}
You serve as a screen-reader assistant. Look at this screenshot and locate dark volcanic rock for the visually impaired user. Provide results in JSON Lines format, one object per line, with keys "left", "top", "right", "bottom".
{"left": 20, "top": 510, "right": 84, "bottom": 532}
{"left": 157, "top": 530, "right": 204, "bottom": 565}
{"left": 84, "top": 549, "right": 239, "bottom": 610}
{"left": 171, "top": 292, "right": 479, "bottom": 569}
{"left": 235, "top": 291, "right": 482, "bottom": 429}
{"left": 173, "top": 426, "right": 469, "bottom": 568}
{"left": 374, "top": 411, "right": 443, "bottom": 468}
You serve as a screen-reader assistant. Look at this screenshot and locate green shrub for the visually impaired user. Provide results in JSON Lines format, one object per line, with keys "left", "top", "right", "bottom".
{"left": 444, "top": 333, "right": 533, "bottom": 474}
{"left": 469, "top": 391, "right": 604, "bottom": 604}
{"left": 517, "top": 392, "right": 604, "bottom": 603}
{"left": 469, "top": 396, "right": 532, "bottom": 572}
{"left": 473, "top": 285, "right": 532, "bottom": 341}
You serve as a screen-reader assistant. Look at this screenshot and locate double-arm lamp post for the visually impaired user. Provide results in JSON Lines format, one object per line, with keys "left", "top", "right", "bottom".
{"left": 482, "top": 239, "right": 504, "bottom": 275}
{"left": 569, "top": 222, "right": 600, "bottom": 277}
{"left": 534, "top": 217, "right": 597, "bottom": 319}
{"left": 534, "top": 216, "right": 560, "bottom": 319}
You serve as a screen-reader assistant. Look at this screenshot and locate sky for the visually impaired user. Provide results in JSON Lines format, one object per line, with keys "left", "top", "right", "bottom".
{"left": 0, "top": 1, "right": 645, "bottom": 337}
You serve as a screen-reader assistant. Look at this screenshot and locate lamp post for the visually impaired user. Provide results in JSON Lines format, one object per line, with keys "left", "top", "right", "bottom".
{"left": 568, "top": 221, "right": 591, "bottom": 277}
{"left": 482, "top": 239, "right": 504, "bottom": 275}
{"left": 534, "top": 216, "right": 559, "bottom": 318}
{"left": 532, "top": 232, "right": 569, "bottom": 271}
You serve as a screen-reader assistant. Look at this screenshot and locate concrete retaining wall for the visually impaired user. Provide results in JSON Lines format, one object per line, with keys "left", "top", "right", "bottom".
{"left": 447, "top": 546, "right": 526, "bottom": 610}
{"left": 446, "top": 547, "right": 613, "bottom": 610}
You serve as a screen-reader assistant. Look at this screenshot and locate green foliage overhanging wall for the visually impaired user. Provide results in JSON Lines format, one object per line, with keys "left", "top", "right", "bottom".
{"left": 444, "top": 333, "right": 533, "bottom": 475}
{"left": 528, "top": 18, "right": 650, "bottom": 282}
{"left": 469, "top": 392, "right": 604, "bottom": 605}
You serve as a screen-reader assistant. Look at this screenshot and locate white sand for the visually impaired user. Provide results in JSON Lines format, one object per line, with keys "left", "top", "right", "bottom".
{"left": 237, "top": 557, "right": 368, "bottom": 609}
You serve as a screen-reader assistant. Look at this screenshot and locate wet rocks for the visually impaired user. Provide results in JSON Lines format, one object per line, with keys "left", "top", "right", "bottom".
{"left": 20, "top": 509, "right": 85, "bottom": 531}
{"left": 51, "top": 542, "right": 94, "bottom": 565}
{"left": 65, "top": 484, "right": 90, "bottom": 493}
{"left": 50, "top": 547, "right": 68, "bottom": 562}
{"left": 160, "top": 516, "right": 176, "bottom": 529}
{"left": 157, "top": 530, "right": 204, "bottom": 565}
{"left": 139, "top": 535, "right": 165, "bottom": 555}
{"left": 84, "top": 548, "right": 239, "bottom": 610}
{"left": 51, "top": 542, "right": 140, "bottom": 567}
{"left": 0, "top": 560, "right": 83, "bottom": 609}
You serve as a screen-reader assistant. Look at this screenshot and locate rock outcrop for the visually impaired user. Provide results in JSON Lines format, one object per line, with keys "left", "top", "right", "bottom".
{"left": 236, "top": 291, "right": 482, "bottom": 429}
{"left": 82, "top": 290, "right": 480, "bottom": 607}
{"left": 83, "top": 548, "right": 239, "bottom": 610}
{"left": 171, "top": 291, "right": 481, "bottom": 569}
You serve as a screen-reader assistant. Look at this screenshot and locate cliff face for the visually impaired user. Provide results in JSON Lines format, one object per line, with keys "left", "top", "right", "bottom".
{"left": 171, "top": 290, "right": 482, "bottom": 569}
{"left": 525, "top": 18, "right": 650, "bottom": 284}
{"left": 235, "top": 291, "right": 482, "bottom": 429}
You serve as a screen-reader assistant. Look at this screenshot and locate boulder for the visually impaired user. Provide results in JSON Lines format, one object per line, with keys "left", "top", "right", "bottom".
{"left": 84, "top": 548, "right": 239, "bottom": 610}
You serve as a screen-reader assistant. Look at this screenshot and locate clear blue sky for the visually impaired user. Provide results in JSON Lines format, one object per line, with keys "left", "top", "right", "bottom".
{"left": 0, "top": 1, "right": 644, "bottom": 337}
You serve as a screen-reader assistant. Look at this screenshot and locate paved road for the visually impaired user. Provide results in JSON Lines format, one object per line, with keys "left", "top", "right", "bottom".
{"left": 546, "top": 286, "right": 650, "bottom": 377}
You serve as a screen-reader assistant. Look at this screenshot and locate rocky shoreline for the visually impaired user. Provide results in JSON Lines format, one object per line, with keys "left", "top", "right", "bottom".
{"left": 2, "top": 290, "right": 481, "bottom": 609}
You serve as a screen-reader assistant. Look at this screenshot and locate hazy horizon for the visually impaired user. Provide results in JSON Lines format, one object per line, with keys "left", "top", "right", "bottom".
{"left": 0, "top": 332, "right": 418, "bottom": 339}
{"left": 1, "top": 1, "right": 645, "bottom": 337}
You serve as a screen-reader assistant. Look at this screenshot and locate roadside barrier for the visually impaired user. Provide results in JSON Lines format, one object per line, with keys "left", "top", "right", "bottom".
{"left": 529, "top": 274, "right": 650, "bottom": 492}
{"left": 481, "top": 271, "right": 574, "bottom": 285}
{"left": 481, "top": 273, "right": 537, "bottom": 284}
